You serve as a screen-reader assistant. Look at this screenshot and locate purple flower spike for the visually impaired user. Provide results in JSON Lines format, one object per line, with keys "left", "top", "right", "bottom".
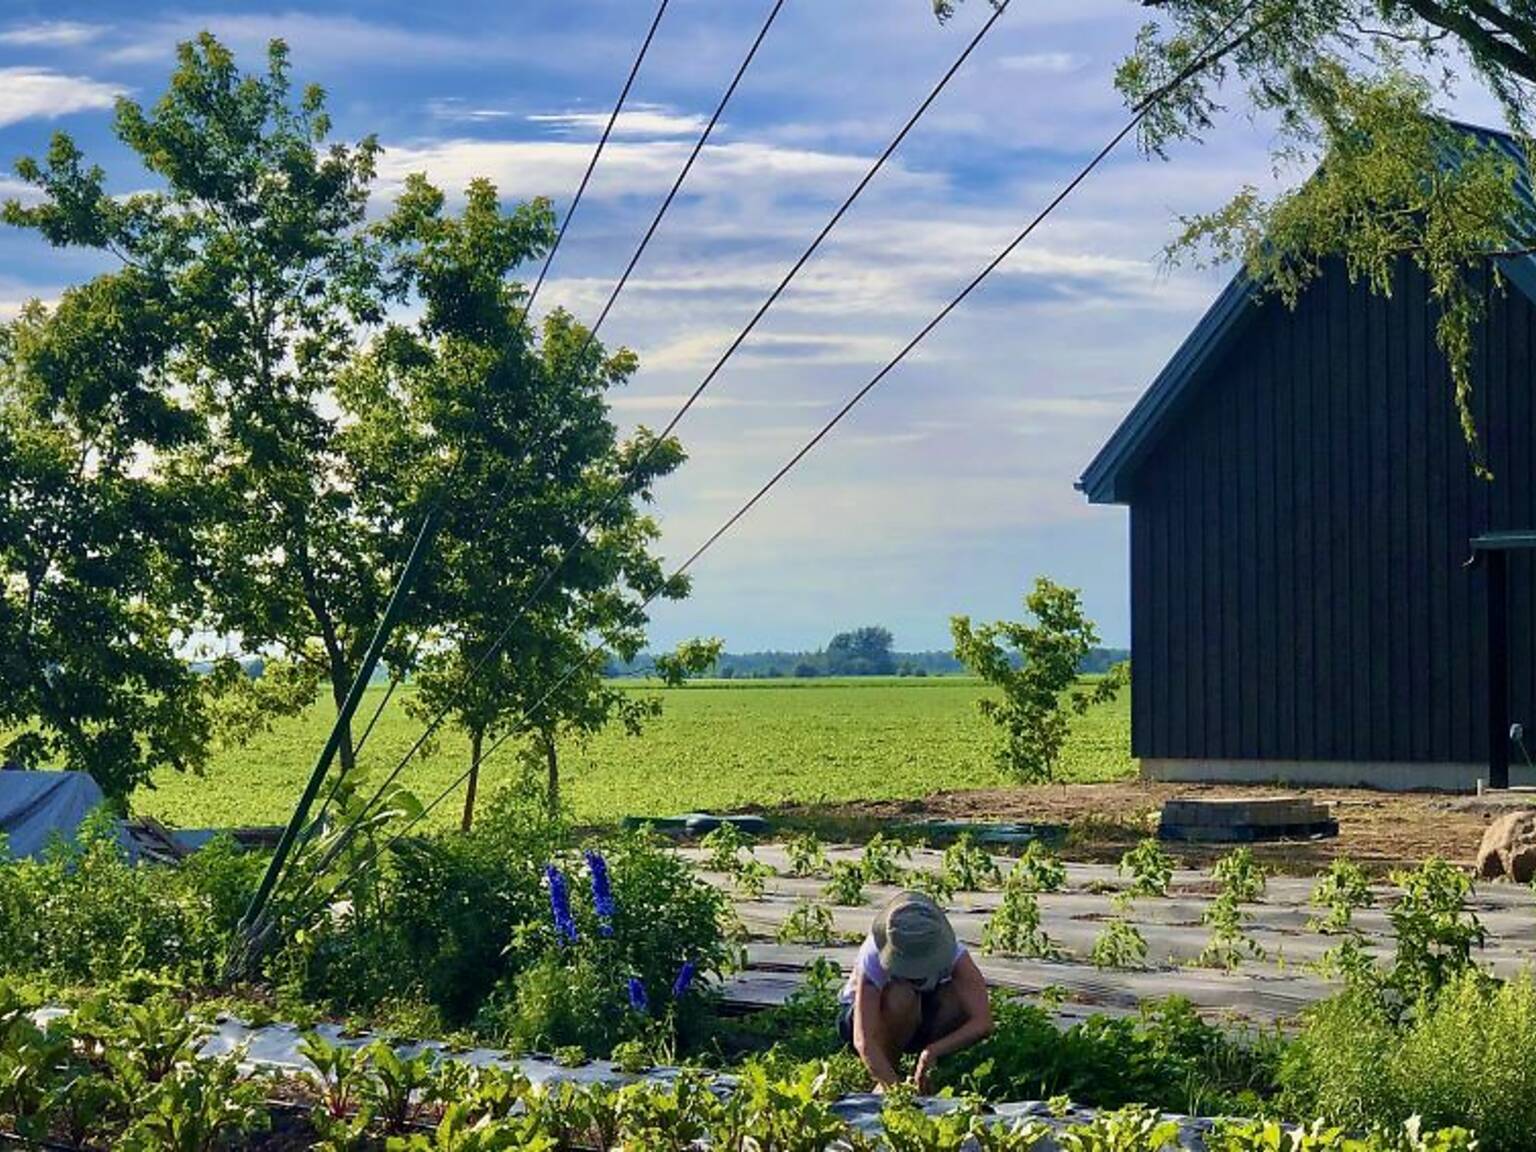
{"left": 545, "top": 864, "right": 578, "bottom": 945}
{"left": 585, "top": 849, "right": 616, "bottom": 935}
{"left": 627, "top": 976, "right": 649, "bottom": 1015}
{"left": 671, "top": 960, "right": 697, "bottom": 1000}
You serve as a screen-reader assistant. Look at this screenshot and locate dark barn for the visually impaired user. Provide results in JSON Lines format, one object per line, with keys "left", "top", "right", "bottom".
{"left": 1080, "top": 138, "right": 1536, "bottom": 790}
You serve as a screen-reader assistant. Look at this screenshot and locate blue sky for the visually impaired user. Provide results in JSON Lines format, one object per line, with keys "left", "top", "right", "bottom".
{"left": 0, "top": 2, "right": 1489, "bottom": 652}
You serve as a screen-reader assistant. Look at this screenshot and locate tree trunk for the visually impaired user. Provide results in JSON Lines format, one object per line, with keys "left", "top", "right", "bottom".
{"left": 544, "top": 733, "right": 559, "bottom": 818}
{"left": 328, "top": 667, "right": 357, "bottom": 774}
{"left": 462, "top": 728, "right": 483, "bottom": 832}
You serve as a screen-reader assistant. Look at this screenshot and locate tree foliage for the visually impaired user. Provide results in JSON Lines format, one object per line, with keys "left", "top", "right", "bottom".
{"left": 951, "top": 578, "right": 1126, "bottom": 782}
{"left": 825, "top": 625, "right": 896, "bottom": 676}
{"left": 950, "top": 0, "right": 1536, "bottom": 468}
{"left": 0, "top": 34, "right": 705, "bottom": 804}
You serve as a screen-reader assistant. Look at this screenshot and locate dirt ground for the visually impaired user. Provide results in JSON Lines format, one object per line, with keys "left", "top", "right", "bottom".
{"left": 771, "top": 780, "right": 1534, "bottom": 875}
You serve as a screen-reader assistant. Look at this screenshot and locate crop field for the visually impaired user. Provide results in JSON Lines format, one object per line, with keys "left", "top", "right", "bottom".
{"left": 141, "top": 677, "right": 1133, "bottom": 829}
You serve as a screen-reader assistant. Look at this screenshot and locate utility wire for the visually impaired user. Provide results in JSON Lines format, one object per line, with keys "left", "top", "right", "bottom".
{"left": 307, "top": 0, "right": 1264, "bottom": 908}
{"left": 299, "top": 0, "right": 674, "bottom": 834}
{"left": 314, "top": 0, "right": 1013, "bottom": 870}
{"left": 279, "top": 0, "right": 784, "bottom": 889}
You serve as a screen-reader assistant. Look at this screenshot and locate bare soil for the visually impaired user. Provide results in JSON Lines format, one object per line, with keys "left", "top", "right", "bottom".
{"left": 770, "top": 780, "right": 1531, "bottom": 875}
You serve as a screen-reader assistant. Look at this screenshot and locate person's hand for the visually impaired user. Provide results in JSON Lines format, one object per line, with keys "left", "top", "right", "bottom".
{"left": 912, "top": 1048, "right": 937, "bottom": 1094}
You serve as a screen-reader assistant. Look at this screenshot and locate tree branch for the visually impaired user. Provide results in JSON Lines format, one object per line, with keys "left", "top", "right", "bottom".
{"left": 1392, "top": 0, "right": 1536, "bottom": 83}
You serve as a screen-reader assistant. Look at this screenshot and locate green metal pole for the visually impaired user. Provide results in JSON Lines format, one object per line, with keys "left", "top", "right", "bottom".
{"left": 230, "top": 498, "right": 446, "bottom": 971}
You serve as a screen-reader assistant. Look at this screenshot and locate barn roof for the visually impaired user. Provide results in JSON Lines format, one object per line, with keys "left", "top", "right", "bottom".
{"left": 1077, "top": 121, "right": 1536, "bottom": 506}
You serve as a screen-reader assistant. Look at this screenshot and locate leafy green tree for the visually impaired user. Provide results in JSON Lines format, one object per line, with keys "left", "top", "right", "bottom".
{"left": 942, "top": 1, "right": 1536, "bottom": 468}
{"left": 369, "top": 173, "right": 720, "bottom": 823}
{"left": 951, "top": 578, "right": 1126, "bottom": 782}
{"left": 0, "top": 283, "right": 209, "bottom": 802}
{"left": 4, "top": 35, "right": 397, "bottom": 774}
{"left": 825, "top": 625, "right": 896, "bottom": 676}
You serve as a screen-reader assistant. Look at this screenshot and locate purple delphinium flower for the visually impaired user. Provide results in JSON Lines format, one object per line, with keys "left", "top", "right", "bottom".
{"left": 544, "top": 864, "right": 578, "bottom": 945}
{"left": 584, "top": 849, "right": 615, "bottom": 936}
{"left": 671, "top": 960, "right": 697, "bottom": 1000}
{"left": 627, "top": 977, "right": 649, "bottom": 1015}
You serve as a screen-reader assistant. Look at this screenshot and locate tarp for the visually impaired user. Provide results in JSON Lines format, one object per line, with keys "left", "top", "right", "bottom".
{"left": 0, "top": 770, "right": 121, "bottom": 859}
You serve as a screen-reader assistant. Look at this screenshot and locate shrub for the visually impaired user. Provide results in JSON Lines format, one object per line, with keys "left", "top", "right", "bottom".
{"left": 981, "top": 880, "right": 1059, "bottom": 959}
{"left": 281, "top": 790, "right": 728, "bottom": 1048}
{"left": 1212, "top": 847, "right": 1268, "bottom": 903}
{"left": 942, "top": 994, "right": 1280, "bottom": 1117}
{"left": 1387, "top": 858, "right": 1485, "bottom": 1004}
{"left": 1008, "top": 840, "right": 1067, "bottom": 894}
{"left": 823, "top": 860, "right": 867, "bottom": 906}
{"left": 701, "top": 822, "right": 749, "bottom": 873}
{"left": 1308, "top": 858, "right": 1375, "bottom": 935}
{"left": 777, "top": 900, "right": 836, "bottom": 946}
{"left": 1091, "top": 915, "right": 1148, "bottom": 970}
{"left": 785, "top": 832, "right": 828, "bottom": 878}
{"left": 1199, "top": 890, "right": 1266, "bottom": 970}
{"left": 1281, "top": 970, "right": 1536, "bottom": 1151}
{"left": 0, "top": 812, "right": 261, "bottom": 986}
{"left": 859, "top": 834, "right": 912, "bottom": 886}
{"left": 1118, "top": 838, "right": 1174, "bottom": 898}
{"left": 941, "top": 833, "right": 1001, "bottom": 892}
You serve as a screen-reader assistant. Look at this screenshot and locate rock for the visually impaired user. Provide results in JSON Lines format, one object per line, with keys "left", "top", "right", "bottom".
{"left": 1476, "top": 811, "right": 1536, "bottom": 882}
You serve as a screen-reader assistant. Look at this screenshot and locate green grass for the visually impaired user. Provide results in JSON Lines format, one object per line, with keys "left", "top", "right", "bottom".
{"left": 140, "top": 676, "right": 1133, "bottom": 829}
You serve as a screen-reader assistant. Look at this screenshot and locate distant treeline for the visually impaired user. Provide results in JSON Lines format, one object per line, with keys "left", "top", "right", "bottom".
{"left": 607, "top": 630, "right": 1129, "bottom": 681}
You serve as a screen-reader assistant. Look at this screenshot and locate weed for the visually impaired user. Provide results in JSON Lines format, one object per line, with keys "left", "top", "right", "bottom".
{"left": 982, "top": 880, "right": 1061, "bottom": 959}
{"left": 785, "top": 832, "right": 828, "bottom": 878}
{"left": 1091, "top": 917, "right": 1148, "bottom": 970}
{"left": 1213, "top": 848, "right": 1268, "bottom": 903}
{"left": 1118, "top": 838, "right": 1174, "bottom": 898}
{"left": 777, "top": 900, "right": 837, "bottom": 947}
{"left": 1009, "top": 840, "right": 1068, "bottom": 894}
{"left": 823, "top": 860, "right": 868, "bottom": 906}
{"left": 941, "top": 833, "right": 1002, "bottom": 891}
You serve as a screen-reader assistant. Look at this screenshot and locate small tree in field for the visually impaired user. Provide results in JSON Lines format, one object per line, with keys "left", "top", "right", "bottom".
{"left": 951, "top": 578, "right": 1126, "bottom": 783}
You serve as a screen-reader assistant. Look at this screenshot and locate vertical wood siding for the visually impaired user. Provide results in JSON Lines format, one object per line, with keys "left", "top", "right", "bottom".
{"left": 1127, "top": 259, "right": 1536, "bottom": 765}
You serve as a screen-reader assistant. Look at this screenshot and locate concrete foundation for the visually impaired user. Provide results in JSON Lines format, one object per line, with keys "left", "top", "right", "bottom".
{"left": 1142, "top": 757, "right": 1536, "bottom": 793}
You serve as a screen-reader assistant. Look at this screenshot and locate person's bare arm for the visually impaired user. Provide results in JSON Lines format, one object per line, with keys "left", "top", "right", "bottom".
{"left": 912, "top": 954, "right": 992, "bottom": 1089}
{"left": 851, "top": 972, "right": 901, "bottom": 1088}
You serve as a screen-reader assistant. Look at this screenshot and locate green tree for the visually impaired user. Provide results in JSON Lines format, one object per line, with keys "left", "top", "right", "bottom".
{"left": 0, "top": 281, "right": 210, "bottom": 802}
{"left": 4, "top": 35, "right": 397, "bottom": 774}
{"left": 951, "top": 578, "right": 1126, "bottom": 782}
{"left": 825, "top": 625, "right": 896, "bottom": 676}
{"left": 944, "top": 1, "right": 1536, "bottom": 469}
{"left": 367, "top": 173, "right": 720, "bottom": 823}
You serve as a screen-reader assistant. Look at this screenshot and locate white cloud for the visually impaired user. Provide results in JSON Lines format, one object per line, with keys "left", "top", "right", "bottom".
{"left": 528, "top": 105, "right": 709, "bottom": 139}
{"left": 107, "top": 12, "right": 531, "bottom": 67}
{"left": 0, "top": 21, "right": 107, "bottom": 47}
{"left": 374, "top": 136, "right": 926, "bottom": 205}
{"left": 0, "top": 69, "right": 122, "bottom": 129}
{"left": 998, "top": 51, "right": 1087, "bottom": 74}
{"left": 426, "top": 98, "right": 513, "bottom": 123}
{"left": 608, "top": 392, "right": 831, "bottom": 413}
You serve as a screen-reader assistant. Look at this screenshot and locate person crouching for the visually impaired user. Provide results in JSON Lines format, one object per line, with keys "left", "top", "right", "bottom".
{"left": 838, "top": 889, "right": 992, "bottom": 1093}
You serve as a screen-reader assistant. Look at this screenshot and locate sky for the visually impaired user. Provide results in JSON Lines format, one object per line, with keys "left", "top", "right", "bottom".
{"left": 0, "top": 1, "right": 1489, "bottom": 652}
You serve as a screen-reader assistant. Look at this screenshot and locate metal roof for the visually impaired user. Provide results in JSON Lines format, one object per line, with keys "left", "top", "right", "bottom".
{"left": 1077, "top": 121, "right": 1536, "bottom": 506}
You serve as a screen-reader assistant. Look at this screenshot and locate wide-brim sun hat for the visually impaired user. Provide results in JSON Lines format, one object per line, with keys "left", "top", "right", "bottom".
{"left": 871, "top": 889, "right": 956, "bottom": 985}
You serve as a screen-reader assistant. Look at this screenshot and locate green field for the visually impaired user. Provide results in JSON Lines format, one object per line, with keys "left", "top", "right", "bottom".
{"left": 140, "top": 677, "right": 1133, "bottom": 829}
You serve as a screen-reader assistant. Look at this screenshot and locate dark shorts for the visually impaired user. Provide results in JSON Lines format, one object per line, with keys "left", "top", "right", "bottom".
{"left": 837, "top": 989, "right": 942, "bottom": 1055}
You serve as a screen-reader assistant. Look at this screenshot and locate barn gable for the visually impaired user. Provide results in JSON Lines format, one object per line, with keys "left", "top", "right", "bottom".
{"left": 1079, "top": 121, "right": 1536, "bottom": 508}
{"left": 1078, "top": 123, "right": 1536, "bottom": 789}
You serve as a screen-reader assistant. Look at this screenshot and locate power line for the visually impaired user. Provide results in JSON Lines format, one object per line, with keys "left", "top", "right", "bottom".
{"left": 307, "top": 0, "right": 1263, "bottom": 908}
{"left": 313, "top": 0, "right": 1014, "bottom": 869}
{"left": 277, "top": 0, "right": 788, "bottom": 891}
{"left": 348, "top": 0, "right": 789, "bottom": 768}
{"left": 293, "top": 0, "right": 675, "bottom": 843}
